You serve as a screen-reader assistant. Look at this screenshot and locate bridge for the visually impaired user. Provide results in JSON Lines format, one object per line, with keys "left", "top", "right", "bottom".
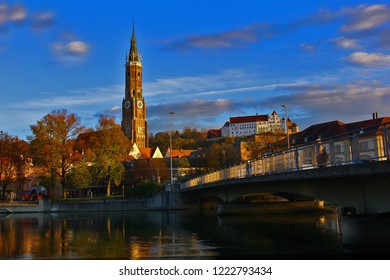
{"left": 180, "top": 122, "right": 390, "bottom": 215}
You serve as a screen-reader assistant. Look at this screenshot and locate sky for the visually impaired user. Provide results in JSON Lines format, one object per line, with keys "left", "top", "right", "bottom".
{"left": 0, "top": 0, "right": 390, "bottom": 140}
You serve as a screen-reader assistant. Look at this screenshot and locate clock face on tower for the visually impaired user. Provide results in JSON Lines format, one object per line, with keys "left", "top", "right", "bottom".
{"left": 124, "top": 100, "right": 131, "bottom": 109}
{"left": 137, "top": 100, "right": 143, "bottom": 109}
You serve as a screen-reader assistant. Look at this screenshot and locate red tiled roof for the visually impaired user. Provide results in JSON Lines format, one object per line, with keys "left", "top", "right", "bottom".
{"left": 292, "top": 120, "right": 347, "bottom": 144}
{"left": 230, "top": 115, "right": 268, "bottom": 124}
{"left": 139, "top": 147, "right": 159, "bottom": 159}
{"left": 292, "top": 117, "right": 390, "bottom": 145}
{"left": 207, "top": 129, "right": 221, "bottom": 138}
{"left": 169, "top": 149, "right": 196, "bottom": 158}
{"left": 199, "top": 132, "right": 208, "bottom": 139}
{"left": 346, "top": 117, "right": 390, "bottom": 132}
{"left": 125, "top": 155, "right": 137, "bottom": 161}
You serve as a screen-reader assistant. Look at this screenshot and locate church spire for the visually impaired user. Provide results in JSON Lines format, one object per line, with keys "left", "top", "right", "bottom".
{"left": 129, "top": 23, "right": 141, "bottom": 62}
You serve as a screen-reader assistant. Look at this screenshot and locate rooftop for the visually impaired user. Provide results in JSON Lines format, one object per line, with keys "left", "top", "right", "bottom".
{"left": 230, "top": 115, "right": 268, "bottom": 124}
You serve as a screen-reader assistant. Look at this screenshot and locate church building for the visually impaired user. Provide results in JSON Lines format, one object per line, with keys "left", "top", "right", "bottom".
{"left": 121, "top": 26, "right": 148, "bottom": 148}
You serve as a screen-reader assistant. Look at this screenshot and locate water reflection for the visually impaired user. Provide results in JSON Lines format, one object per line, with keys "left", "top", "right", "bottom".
{"left": 0, "top": 210, "right": 388, "bottom": 259}
{"left": 0, "top": 211, "right": 220, "bottom": 259}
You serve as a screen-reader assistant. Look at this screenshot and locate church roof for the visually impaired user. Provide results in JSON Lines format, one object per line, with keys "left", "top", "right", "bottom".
{"left": 128, "top": 24, "right": 141, "bottom": 62}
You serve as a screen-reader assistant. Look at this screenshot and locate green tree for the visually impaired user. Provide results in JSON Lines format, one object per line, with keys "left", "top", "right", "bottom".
{"left": 29, "top": 109, "right": 86, "bottom": 198}
{"left": 69, "top": 160, "right": 93, "bottom": 194}
{"left": 125, "top": 180, "right": 162, "bottom": 197}
{"left": 90, "top": 114, "right": 130, "bottom": 196}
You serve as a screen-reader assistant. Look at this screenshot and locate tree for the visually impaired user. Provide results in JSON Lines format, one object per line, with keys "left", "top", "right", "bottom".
{"left": 90, "top": 114, "right": 130, "bottom": 196}
{"left": 255, "top": 132, "right": 286, "bottom": 153}
{"left": 149, "top": 127, "right": 206, "bottom": 154}
{"left": 29, "top": 109, "right": 86, "bottom": 198}
{"left": 69, "top": 160, "right": 93, "bottom": 195}
{"left": 150, "top": 158, "right": 169, "bottom": 183}
{"left": 0, "top": 131, "right": 30, "bottom": 199}
{"left": 206, "top": 143, "right": 240, "bottom": 171}
{"left": 127, "top": 158, "right": 169, "bottom": 186}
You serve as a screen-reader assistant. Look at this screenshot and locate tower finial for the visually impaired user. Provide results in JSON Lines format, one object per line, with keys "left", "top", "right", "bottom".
{"left": 129, "top": 20, "right": 140, "bottom": 62}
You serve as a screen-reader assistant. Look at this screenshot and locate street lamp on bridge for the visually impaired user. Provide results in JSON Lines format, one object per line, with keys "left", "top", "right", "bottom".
{"left": 169, "top": 111, "right": 174, "bottom": 191}
{"left": 282, "top": 104, "right": 290, "bottom": 149}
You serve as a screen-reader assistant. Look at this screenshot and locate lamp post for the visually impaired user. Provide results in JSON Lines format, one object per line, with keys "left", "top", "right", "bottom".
{"left": 282, "top": 104, "right": 290, "bottom": 149}
{"left": 169, "top": 111, "right": 174, "bottom": 191}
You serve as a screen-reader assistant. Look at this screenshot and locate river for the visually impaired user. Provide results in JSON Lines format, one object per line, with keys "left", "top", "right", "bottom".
{"left": 1, "top": 210, "right": 389, "bottom": 259}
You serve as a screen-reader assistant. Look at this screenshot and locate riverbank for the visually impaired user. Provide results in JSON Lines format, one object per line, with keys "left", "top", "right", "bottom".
{"left": 0, "top": 191, "right": 184, "bottom": 213}
{"left": 1, "top": 195, "right": 337, "bottom": 215}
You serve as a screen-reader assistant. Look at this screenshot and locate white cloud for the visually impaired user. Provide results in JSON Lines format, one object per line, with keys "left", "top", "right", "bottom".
{"left": 31, "top": 12, "right": 55, "bottom": 30}
{"left": 0, "top": 3, "right": 27, "bottom": 25}
{"left": 53, "top": 40, "right": 89, "bottom": 56}
{"left": 9, "top": 85, "right": 122, "bottom": 110}
{"left": 300, "top": 43, "right": 316, "bottom": 52}
{"left": 341, "top": 4, "right": 390, "bottom": 32}
{"left": 345, "top": 52, "right": 390, "bottom": 66}
{"left": 258, "top": 81, "right": 390, "bottom": 129}
{"left": 163, "top": 23, "right": 272, "bottom": 51}
{"left": 52, "top": 40, "right": 90, "bottom": 64}
{"left": 9, "top": 4, "right": 26, "bottom": 22}
{"left": 331, "top": 37, "right": 360, "bottom": 49}
{"left": 105, "top": 106, "right": 120, "bottom": 114}
{"left": 143, "top": 69, "right": 250, "bottom": 97}
{"left": 148, "top": 99, "right": 237, "bottom": 121}
{"left": 143, "top": 69, "right": 308, "bottom": 109}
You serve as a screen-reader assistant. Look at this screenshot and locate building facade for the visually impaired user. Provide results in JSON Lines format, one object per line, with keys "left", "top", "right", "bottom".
{"left": 291, "top": 115, "right": 390, "bottom": 165}
{"left": 121, "top": 26, "right": 148, "bottom": 148}
{"left": 221, "top": 111, "right": 298, "bottom": 137}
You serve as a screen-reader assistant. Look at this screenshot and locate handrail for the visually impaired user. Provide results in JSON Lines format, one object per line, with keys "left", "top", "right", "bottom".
{"left": 181, "top": 122, "right": 390, "bottom": 189}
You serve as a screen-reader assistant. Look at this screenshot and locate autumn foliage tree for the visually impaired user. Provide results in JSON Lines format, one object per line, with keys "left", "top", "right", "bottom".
{"left": 89, "top": 114, "right": 130, "bottom": 197}
{"left": 206, "top": 142, "right": 241, "bottom": 171}
{"left": 29, "top": 109, "right": 86, "bottom": 198}
{"left": 0, "top": 131, "right": 30, "bottom": 199}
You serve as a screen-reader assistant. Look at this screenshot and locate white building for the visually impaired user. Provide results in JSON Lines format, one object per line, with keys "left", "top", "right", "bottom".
{"left": 268, "top": 111, "right": 282, "bottom": 132}
{"left": 221, "top": 111, "right": 298, "bottom": 137}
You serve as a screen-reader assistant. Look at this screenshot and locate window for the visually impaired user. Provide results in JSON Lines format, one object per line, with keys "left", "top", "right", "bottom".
{"left": 334, "top": 144, "right": 342, "bottom": 153}
{"left": 358, "top": 142, "right": 370, "bottom": 151}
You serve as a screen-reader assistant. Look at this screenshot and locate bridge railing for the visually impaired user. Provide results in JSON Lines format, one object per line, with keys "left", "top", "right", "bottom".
{"left": 181, "top": 122, "right": 390, "bottom": 189}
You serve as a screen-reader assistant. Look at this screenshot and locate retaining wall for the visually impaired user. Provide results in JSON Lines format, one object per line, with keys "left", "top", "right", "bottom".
{"left": 2, "top": 192, "right": 183, "bottom": 213}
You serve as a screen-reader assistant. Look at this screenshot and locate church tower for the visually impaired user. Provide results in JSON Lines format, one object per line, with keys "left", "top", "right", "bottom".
{"left": 121, "top": 25, "right": 148, "bottom": 148}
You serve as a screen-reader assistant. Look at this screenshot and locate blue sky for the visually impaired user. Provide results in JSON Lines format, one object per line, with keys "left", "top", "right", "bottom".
{"left": 1, "top": 0, "right": 389, "bottom": 140}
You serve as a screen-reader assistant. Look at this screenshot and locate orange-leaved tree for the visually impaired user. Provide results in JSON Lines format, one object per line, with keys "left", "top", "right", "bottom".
{"left": 29, "top": 109, "right": 86, "bottom": 198}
